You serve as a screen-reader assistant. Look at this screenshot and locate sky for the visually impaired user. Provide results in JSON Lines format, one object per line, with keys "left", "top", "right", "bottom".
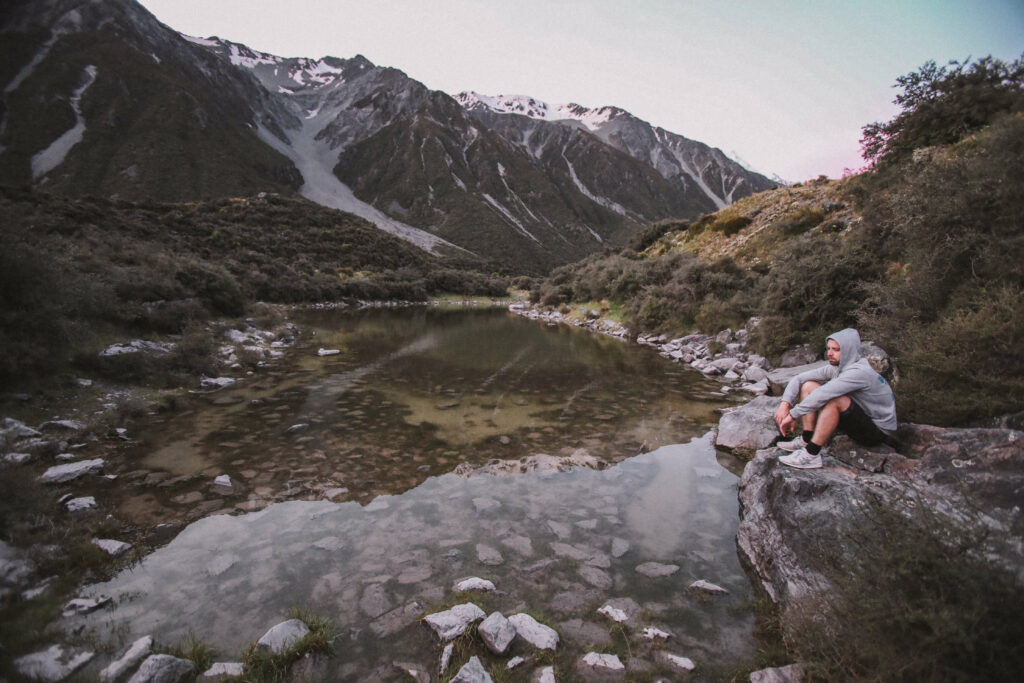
{"left": 137, "top": 0, "right": 1023, "bottom": 182}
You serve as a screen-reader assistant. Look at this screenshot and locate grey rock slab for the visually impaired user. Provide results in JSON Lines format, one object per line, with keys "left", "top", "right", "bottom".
{"left": 397, "top": 565, "right": 433, "bottom": 584}
{"left": 578, "top": 565, "right": 613, "bottom": 590}
{"left": 63, "top": 595, "right": 111, "bottom": 617}
{"left": 642, "top": 626, "right": 672, "bottom": 640}
{"left": 100, "top": 635, "right": 152, "bottom": 683}
{"left": 508, "top": 613, "right": 559, "bottom": 650}
{"left": 500, "top": 534, "right": 534, "bottom": 556}
{"left": 0, "top": 540, "right": 35, "bottom": 598}
{"left": 370, "top": 600, "right": 425, "bottom": 638}
{"left": 715, "top": 395, "right": 782, "bottom": 453}
{"left": 546, "top": 520, "right": 572, "bottom": 538}
{"left": 533, "top": 666, "right": 556, "bottom": 683}
{"left": 767, "top": 360, "right": 828, "bottom": 394}
{"left": 439, "top": 643, "right": 454, "bottom": 676}
{"left": 475, "top": 543, "right": 504, "bottom": 565}
{"left": 255, "top": 618, "right": 310, "bottom": 655}
{"left": 15, "top": 645, "right": 94, "bottom": 682}
{"left": 126, "top": 654, "right": 194, "bottom": 683}
{"left": 359, "top": 583, "right": 394, "bottom": 618}
{"left": 610, "top": 538, "right": 630, "bottom": 558}
{"left": 424, "top": 602, "right": 485, "bottom": 641}
{"left": 597, "top": 604, "right": 628, "bottom": 622}
{"left": 635, "top": 562, "right": 679, "bottom": 578}
{"left": 451, "top": 656, "right": 493, "bottom": 683}
{"left": 39, "top": 458, "right": 105, "bottom": 483}
{"left": 65, "top": 496, "right": 97, "bottom": 512}
{"left": 479, "top": 611, "right": 517, "bottom": 654}
{"left": 472, "top": 496, "right": 502, "bottom": 513}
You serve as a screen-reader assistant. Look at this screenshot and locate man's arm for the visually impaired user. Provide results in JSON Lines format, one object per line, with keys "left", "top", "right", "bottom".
{"left": 774, "top": 401, "right": 796, "bottom": 436}
{"left": 790, "top": 368, "right": 872, "bottom": 418}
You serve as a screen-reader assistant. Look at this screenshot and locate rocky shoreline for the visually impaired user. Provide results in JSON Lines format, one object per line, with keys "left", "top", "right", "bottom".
{"left": 3, "top": 300, "right": 1021, "bottom": 681}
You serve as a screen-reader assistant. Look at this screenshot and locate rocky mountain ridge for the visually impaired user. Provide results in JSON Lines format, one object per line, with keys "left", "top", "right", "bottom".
{"left": 0, "top": 0, "right": 777, "bottom": 272}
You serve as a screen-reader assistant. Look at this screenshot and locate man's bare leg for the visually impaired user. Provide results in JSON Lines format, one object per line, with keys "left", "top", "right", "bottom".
{"left": 798, "top": 381, "right": 821, "bottom": 433}
{"left": 810, "top": 395, "right": 852, "bottom": 447}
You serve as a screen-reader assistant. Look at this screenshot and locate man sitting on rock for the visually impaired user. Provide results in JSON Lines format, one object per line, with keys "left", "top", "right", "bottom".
{"left": 773, "top": 328, "right": 898, "bottom": 469}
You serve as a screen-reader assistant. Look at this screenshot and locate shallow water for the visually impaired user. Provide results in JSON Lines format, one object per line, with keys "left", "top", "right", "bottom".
{"left": 77, "top": 308, "right": 758, "bottom": 679}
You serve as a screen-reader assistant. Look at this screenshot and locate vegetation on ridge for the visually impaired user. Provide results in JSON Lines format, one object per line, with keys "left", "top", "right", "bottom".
{"left": 530, "top": 55, "right": 1024, "bottom": 428}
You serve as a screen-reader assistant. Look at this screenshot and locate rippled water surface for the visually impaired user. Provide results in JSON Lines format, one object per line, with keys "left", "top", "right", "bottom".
{"left": 79, "top": 308, "right": 759, "bottom": 679}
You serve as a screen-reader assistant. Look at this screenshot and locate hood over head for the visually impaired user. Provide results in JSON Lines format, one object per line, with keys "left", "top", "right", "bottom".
{"left": 827, "top": 328, "right": 861, "bottom": 372}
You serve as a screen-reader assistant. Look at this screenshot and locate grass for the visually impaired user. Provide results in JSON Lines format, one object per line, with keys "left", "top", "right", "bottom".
{"left": 240, "top": 608, "right": 339, "bottom": 683}
{"left": 784, "top": 495, "right": 1024, "bottom": 681}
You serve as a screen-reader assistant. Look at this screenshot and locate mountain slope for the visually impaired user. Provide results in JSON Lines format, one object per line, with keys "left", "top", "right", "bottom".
{"left": 0, "top": 0, "right": 778, "bottom": 272}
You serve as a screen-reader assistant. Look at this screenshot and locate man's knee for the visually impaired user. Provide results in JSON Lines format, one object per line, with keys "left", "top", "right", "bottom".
{"left": 825, "top": 395, "right": 852, "bottom": 412}
{"left": 799, "top": 381, "right": 821, "bottom": 399}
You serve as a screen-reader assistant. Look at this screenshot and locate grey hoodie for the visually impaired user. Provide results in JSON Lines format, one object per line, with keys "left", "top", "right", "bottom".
{"left": 782, "top": 328, "right": 898, "bottom": 435}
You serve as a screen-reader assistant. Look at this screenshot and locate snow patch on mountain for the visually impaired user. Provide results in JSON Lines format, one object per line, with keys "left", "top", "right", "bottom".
{"left": 31, "top": 65, "right": 98, "bottom": 180}
{"left": 561, "top": 153, "right": 627, "bottom": 217}
{"left": 455, "top": 92, "right": 618, "bottom": 131}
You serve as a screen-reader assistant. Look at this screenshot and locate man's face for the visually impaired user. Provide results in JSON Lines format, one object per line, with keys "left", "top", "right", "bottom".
{"left": 826, "top": 339, "right": 841, "bottom": 366}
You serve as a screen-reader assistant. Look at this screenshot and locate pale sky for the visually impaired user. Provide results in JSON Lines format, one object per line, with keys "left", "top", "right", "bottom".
{"left": 138, "top": 0, "right": 1022, "bottom": 182}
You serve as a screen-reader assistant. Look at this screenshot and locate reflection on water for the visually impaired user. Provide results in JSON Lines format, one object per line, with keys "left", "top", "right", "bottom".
{"left": 84, "top": 436, "right": 755, "bottom": 680}
{"left": 75, "top": 308, "right": 759, "bottom": 678}
{"left": 111, "top": 309, "right": 732, "bottom": 525}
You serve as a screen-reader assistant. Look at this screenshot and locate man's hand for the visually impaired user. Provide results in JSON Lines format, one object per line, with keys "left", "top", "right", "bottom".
{"left": 774, "top": 401, "right": 795, "bottom": 436}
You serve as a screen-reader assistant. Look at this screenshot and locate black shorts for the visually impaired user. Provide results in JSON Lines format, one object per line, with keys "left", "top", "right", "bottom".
{"left": 838, "top": 400, "right": 890, "bottom": 447}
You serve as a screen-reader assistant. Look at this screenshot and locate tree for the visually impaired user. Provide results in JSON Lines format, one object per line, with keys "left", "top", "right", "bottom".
{"left": 860, "top": 55, "right": 1024, "bottom": 166}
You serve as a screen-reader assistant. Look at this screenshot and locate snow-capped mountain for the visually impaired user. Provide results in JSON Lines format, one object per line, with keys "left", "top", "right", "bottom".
{"left": 456, "top": 92, "right": 776, "bottom": 211}
{"left": 0, "top": 0, "right": 777, "bottom": 272}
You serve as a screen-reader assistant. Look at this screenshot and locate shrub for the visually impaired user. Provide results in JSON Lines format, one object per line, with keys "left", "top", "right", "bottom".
{"left": 787, "top": 495, "right": 1024, "bottom": 681}
{"left": 712, "top": 214, "right": 753, "bottom": 235}
{"left": 774, "top": 207, "right": 824, "bottom": 236}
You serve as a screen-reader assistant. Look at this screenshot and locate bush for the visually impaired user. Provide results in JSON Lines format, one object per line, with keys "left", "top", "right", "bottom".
{"left": 774, "top": 207, "right": 824, "bottom": 236}
{"left": 787, "top": 495, "right": 1024, "bottom": 681}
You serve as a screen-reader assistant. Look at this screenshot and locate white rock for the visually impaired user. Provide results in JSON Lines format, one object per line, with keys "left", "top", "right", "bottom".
{"left": 610, "top": 538, "right": 630, "bottom": 558}
{"left": 478, "top": 611, "right": 516, "bottom": 654}
{"left": 642, "top": 626, "right": 672, "bottom": 640}
{"left": 93, "top": 538, "right": 131, "bottom": 556}
{"left": 200, "top": 662, "right": 245, "bottom": 679}
{"left": 126, "top": 653, "right": 194, "bottom": 683}
{"left": 1, "top": 418, "right": 41, "bottom": 439}
{"left": 200, "top": 376, "right": 235, "bottom": 389}
{"left": 581, "top": 652, "right": 624, "bottom": 671}
{"left": 450, "top": 655, "right": 493, "bottom": 683}
{"left": 3, "top": 452, "right": 32, "bottom": 464}
{"left": 100, "top": 340, "right": 174, "bottom": 356}
{"left": 597, "top": 604, "right": 628, "bottom": 623}
{"left": 749, "top": 663, "right": 806, "bottom": 683}
{"left": 255, "top": 618, "right": 310, "bottom": 655}
{"left": 635, "top": 562, "right": 679, "bottom": 577}
{"left": 660, "top": 652, "right": 696, "bottom": 671}
{"left": 535, "top": 666, "right": 556, "bottom": 683}
{"left": 506, "top": 656, "right": 525, "bottom": 669}
{"left": 439, "top": 642, "right": 454, "bottom": 675}
{"left": 15, "top": 645, "right": 94, "bottom": 682}
{"left": 508, "top": 613, "right": 559, "bottom": 650}
{"left": 286, "top": 423, "right": 309, "bottom": 433}
{"left": 453, "top": 576, "right": 495, "bottom": 592}
{"left": 65, "top": 496, "right": 97, "bottom": 512}
{"left": 213, "top": 474, "right": 233, "bottom": 488}
{"left": 690, "top": 579, "right": 729, "bottom": 594}
{"left": 322, "top": 487, "right": 349, "bottom": 501}
{"left": 99, "top": 635, "right": 152, "bottom": 683}
{"left": 317, "top": 348, "right": 341, "bottom": 356}
{"left": 39, "top": 458, "right": 105, "bottom": 483}
{"left": 424, "top": 602, "right": 485, "bottom": 641}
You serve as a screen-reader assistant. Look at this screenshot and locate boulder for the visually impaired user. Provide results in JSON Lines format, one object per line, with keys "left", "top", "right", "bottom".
{"left": 737, "top": 424, "right": 1024, "bottom": 612}
{"left": 200, "top": 662, "right": 245, "bottom": 680}
{"left": 580, "top": 652, "right": 624, "bottom": 671}
{"left": 93, "top": 538, "right": 132, "bottom": 556}
{"left": 478, "top": 611, "right": 516, "bottom": 654}
{"left": 2, "top": 417, "right": 42, "bottom": 440}
{"left": 424, "top": 603, "right": 485, "bottom": 641}
{"left": 255, "top": 619, "right": 310, "bottom": 655}
{"left": 715, "top": 395, "right": 783, "bottom": 453}
{"left": 126, "top": 654, "right": 194, "bottom": 683}
{"left": 0, "top": 540, "right": 35, "bottom": 599}
{"left": 453, "top": 576, "right": 495, "bottom": 592}
{"left": 508, "top": 613, "right": 559, "bottom": 650}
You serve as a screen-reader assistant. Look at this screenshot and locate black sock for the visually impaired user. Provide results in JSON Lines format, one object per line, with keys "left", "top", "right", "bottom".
{"left": 806, "top": 441, "right": 822, "bottom": 455}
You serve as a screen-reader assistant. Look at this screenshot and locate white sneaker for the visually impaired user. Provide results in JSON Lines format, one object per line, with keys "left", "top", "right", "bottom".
{"left": 779, "top": 447, "right": 823, "bottom": 469}
{"left": 776, "top": 435, "right": 807, "bottom": 451}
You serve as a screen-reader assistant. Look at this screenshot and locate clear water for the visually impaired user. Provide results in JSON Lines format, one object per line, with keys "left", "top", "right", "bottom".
{"left": 78, "top": 308, "right": 757, "bottom": 680}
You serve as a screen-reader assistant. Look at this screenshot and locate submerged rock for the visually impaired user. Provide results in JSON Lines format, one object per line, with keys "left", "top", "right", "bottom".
{"left": 15, "top": 645, "right": 94, "bottom": 682}
{"left": 634, "top": 562, "right": 679, "bottom": 578}
{"left": 99, "top": 635, "right": 152, "bottom": 683}
{"left": 126, "top": 654, "right": 194, "bottom": 683}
